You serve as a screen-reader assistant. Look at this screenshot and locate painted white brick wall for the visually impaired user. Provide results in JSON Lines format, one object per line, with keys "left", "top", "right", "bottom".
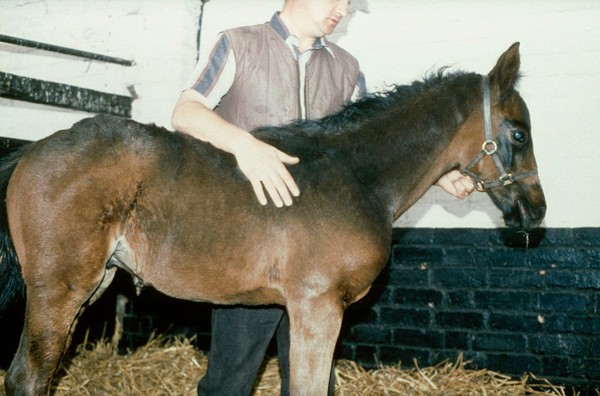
{"left": 1, "top": 0, "right": 598, "bottom": 228}
{"left": 0, "top": 0, "right": 200, "bottom": 135}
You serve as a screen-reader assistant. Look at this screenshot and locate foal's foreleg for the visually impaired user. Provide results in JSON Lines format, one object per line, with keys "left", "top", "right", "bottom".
{"left": 286, "top": 298, "right": 343, "bottom": 396}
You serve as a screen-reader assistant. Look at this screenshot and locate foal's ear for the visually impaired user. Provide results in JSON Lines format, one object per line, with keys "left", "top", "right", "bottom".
{"left": 488, "top": 42, "right": 521, "bottom": 96}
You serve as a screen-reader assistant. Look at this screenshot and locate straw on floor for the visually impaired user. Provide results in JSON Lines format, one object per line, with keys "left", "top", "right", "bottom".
{"left": 0, "top": 335, "right": 587, "bottom": 395}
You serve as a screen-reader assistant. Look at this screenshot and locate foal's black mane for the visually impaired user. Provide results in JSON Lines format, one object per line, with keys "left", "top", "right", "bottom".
{"left": 254, "top": 68, "right": 480, "bottom": 145}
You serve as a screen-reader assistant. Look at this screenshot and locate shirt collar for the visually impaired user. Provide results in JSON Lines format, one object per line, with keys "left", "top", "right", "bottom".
{"left": 269, "top": 12, "right": 335, "bottom": 58}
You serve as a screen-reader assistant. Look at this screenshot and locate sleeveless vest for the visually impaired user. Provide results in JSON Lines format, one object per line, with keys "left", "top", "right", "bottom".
{"left": 215, "top": 23, "right": 360, "bottom": 131}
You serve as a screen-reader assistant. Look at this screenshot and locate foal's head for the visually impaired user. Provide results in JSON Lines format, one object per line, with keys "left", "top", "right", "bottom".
{"left": 459, "top": 43, "right": 546, "bottom": 230}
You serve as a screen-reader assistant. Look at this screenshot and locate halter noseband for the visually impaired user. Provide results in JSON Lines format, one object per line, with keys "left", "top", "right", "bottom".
{"left": 460, "top": 76, "right": 538, "bottom": 192}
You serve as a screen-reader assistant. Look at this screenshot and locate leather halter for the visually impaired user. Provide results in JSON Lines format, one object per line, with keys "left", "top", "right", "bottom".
{"left": 460, "top": 76, "right": 538, "bottom": 192}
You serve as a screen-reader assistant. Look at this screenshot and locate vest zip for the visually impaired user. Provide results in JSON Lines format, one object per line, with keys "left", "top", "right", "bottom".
{"left": 304, "top": 61, "right": 310, "bottom": 120}
{"left": 295, "top": 59, "right": 303, "bottom": 120}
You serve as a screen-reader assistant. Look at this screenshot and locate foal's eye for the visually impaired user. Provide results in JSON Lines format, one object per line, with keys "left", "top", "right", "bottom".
{"left": 511, "top": 129, "right": 527, "bottom": 144}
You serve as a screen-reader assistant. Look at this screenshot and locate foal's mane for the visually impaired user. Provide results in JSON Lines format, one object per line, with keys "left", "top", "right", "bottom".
{"left": 255, "top": 68, "right": 479, "bottom": 147}
{"left": 321, "top": 68, "right": 463, "bottom": 132}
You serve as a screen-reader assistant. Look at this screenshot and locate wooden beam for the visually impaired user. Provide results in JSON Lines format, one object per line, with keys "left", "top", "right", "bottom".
{"left": 0, "top": 34, "right": 134, "bottom": 66}
{"left": 0, "top": 72, "right": 132, "bottom": 117}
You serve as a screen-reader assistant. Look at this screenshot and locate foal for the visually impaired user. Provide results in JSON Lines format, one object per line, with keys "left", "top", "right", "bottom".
{"left": 0, "top": 43, "right": 545, "bottom": 395}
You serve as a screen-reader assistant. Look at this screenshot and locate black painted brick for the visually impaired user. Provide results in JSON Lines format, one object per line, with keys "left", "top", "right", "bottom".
{"left": 432, "top": 268, "right": 486, "bottom": 288}
{"left": 530, "top": 334, "right": 600, "bottom": 357}
{"left": 345, "top": 303, "right": 379, "bottom": 324}
{"left": 472, "top": 333, "right": 527, "bottom": 352}
{"left": 576, "top": 271, "right": 600, "bottom": 289}
{"left": 542, "top": 355, "right": 573, "bottom": 377}
{"left": 544, "top": 315, "right": 600, "bottom": 334}
{"left": 488, "top": 268, "right": 544, "bottom": 289}
{"left": 485, "top": 248, "right": 530, "bottom": 267}
{"left": 446, "top": 290, "right": 475, "bottom": 309}
{"left": 570, "top": 357, "right": 600, "bottom": 378}
{"left": 445, "top": 331, "right": 471, "bottom": 349}
{"left": 544, "top": 269, "right": 600, "bottom": 289}
{"left": 392, "top": 228, "right": 435, "bottom": 245}
{"left": 475, "top": 290, "right": 532, "bottom": 310}
{"left": 392, "top": 288, "right": 443, "bottom": 306}
{"left": 393, "top": 246, "right": 444, "bottom": 265}
{"left": 440, "top": 247, "right": 475, "bottom": 266}
{"left": 488, "top": 313, "right": 544, "bottom": 332}
{"left": 354, "top": 345, "right": 378, "bottom": 367}
{"left": 540, "top": 228, "right": 576, "bottom": 246}
{"left": 582, "top": 248, "right": 600, "bottom": 268}
{"left": 392, "top": 329, "right": 444, "bottom": 348}
{"left": 534, "top": 247, "right": 594, "bottom": 268}
{"left": 379, "top": 307, "right": 429, "bottom": 328}
{"left": 436, "top": 311, "right": 485, "bottom": 330}
{"left": 431, "top": 228, "right": 466, "bottom": 244}
{"left": 574, "top": 227, "right": 600, "bottom": 247}
{"left": 336, "top": 342, "right": 355, "bottom": 361}
{"left": 388, "top": 268, "right": 429, "bottom": 287}
{"left": 534, "top": 292, "right": 591, "bottom": 313}
{"left": 433, "top": 228, "right": 498, "bottom": 246}
{"left": 379, "top": 346, "right": 429, "bottom": 366}
{"left": 487, "top": 353, "right": 542, "bottom": 375}
{"left": 348, "top": 324, "right": 392, "bottom": 344}
{"left": 543, "top": 270, "right": 578, "bottom": 288}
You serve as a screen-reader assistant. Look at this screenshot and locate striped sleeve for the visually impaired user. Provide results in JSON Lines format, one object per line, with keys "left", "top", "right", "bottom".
{"left": 352, "top": 71, "right": 367, "bottom": 101}
{"left": 184, "top": 33, "right": 236, "bottom": 109}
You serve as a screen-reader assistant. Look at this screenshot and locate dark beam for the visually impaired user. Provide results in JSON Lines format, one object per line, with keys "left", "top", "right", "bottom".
{"left": 0, "top": 72, "right": 132, "bottom": 117}
{"left": 0, "top": 137, "right": 30, "bottom": 157}
{"left": 0, "top": 34, "right": 134, "bottom": 66}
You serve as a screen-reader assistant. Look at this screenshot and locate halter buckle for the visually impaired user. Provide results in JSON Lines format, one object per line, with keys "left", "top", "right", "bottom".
{"left": 501, "top": 173, "right": 514, "bottom": 186}
{"left": 475, "top": 180, "right": 486, "bottom": 192}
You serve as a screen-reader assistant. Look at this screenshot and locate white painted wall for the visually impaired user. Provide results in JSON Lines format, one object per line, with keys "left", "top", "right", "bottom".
{"left": 1, "top": 0, "right": 598, "bottom": 228}
{"left": 0, "top": 0, "right": 200, "bottom": 135}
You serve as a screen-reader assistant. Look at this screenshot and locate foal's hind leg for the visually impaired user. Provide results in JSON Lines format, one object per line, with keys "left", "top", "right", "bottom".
{"left": 286, "top": 296, "right": 344, "bottom": 396}
{"left": 5, "top": 251, "right": 116, "bottom": 396}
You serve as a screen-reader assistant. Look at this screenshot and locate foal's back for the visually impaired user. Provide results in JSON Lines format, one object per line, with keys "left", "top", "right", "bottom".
{"left": 8, "top": 115, "right": 388, "bottom": 306}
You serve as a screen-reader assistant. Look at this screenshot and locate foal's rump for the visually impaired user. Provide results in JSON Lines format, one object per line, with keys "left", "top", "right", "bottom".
{"left": 0, "top": 147, "right": 27, "bottom": 315}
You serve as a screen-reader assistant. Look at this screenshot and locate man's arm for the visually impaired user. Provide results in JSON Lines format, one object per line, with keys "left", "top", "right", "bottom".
{"left": 172, "top": 89, "right": 300, "bottom": 207}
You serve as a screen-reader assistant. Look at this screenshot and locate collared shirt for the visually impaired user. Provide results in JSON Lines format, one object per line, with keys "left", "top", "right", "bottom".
{"left": 185, "top": 13, "right": 365, "bottom": 119}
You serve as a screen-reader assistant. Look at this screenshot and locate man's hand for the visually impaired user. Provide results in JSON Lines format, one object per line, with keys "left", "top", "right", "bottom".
{"left": 231, "top": 134, "right": 300, "bottom": 207}
{"left": 436, "top": 169, "right": 475, "bottom": 199}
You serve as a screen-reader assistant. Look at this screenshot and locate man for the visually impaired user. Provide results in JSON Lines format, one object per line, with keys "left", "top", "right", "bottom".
{"left": 172, "top": 1, "right": 474, "bottom": 394}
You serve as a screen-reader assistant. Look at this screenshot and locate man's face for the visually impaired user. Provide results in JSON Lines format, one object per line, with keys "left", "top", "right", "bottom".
{"left": 305, "top": 0, "right": 350, "bottom": 37}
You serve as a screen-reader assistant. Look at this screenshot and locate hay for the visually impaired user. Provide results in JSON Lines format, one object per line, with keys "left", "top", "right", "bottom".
{"left": 0, "top": 336, "right": 590, "bottom": 396}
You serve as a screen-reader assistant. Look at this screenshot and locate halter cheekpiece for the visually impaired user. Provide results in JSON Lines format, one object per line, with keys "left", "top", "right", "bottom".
{"left": 460, "top": 76, "right": 538, "bottom": 191}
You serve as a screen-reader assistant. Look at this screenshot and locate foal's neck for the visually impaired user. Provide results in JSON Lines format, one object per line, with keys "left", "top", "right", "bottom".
{"left": 350, "top": 75, "right": 481, "bottom": 221}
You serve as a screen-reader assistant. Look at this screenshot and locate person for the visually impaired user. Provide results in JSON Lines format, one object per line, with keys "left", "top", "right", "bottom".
{"left": 172, "top": 1, "right": 474, "bottom": 394}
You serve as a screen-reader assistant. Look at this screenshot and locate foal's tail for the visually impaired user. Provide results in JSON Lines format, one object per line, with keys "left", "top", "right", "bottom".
{"left": 0, "top": 147, "right": 28, "bottom": 316}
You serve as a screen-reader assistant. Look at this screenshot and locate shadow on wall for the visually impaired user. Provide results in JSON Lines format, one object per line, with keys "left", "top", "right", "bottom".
{"left": 330, "top": 0, "right": 370, "bottom": 41}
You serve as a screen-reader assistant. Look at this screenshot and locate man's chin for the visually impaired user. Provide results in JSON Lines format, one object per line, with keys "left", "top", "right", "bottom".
{"left": 323, "top": 20, "right": 339, "bottom": 35}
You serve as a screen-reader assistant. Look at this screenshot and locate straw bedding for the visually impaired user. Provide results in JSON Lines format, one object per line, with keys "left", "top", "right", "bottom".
{"left": 0, "top": 335, "right": 588, "bottom": 395}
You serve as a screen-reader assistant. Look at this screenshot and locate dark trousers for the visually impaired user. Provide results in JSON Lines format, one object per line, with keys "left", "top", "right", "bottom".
{"left": 197, "top": 306, "right": 335, "bottom": 396}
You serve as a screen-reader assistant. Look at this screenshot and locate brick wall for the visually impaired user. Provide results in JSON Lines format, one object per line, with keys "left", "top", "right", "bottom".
{"left": 339, "top": 228, "right": 600, "bottom": 393}
{"left": 109, "top": 227, "right": 600, "bottom": 393}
